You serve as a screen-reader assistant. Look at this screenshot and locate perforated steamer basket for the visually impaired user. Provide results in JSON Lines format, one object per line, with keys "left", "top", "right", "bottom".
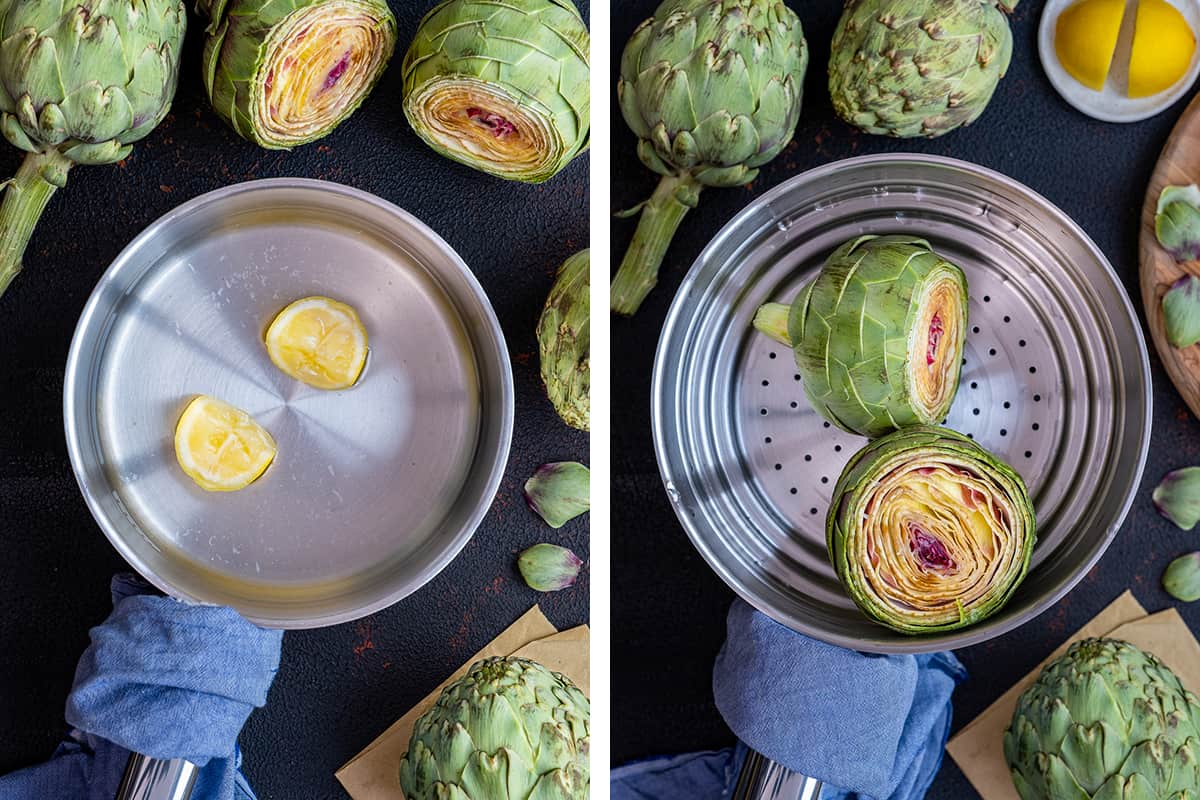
{"left": 653, "top": 154, "right": 1152, "bottom": 654}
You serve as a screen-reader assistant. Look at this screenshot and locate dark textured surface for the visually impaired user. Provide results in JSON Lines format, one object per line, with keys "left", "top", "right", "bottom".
{"left": 611, "top": 1, "right": 1200, "bottom": 796}
{"left": 0, "top": 3, "right": 588, "bottom": 799}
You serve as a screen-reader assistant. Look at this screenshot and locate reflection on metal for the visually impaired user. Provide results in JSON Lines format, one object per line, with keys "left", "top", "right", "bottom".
{"left": 115, "top": 753, "right": 197, "bottom": 800}
{"left": 732, "top": 749, "right": 823, "bottom": 800}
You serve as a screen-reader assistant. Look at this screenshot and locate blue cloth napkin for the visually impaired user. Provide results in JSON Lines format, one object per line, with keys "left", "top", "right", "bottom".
{"left": 0, "top": 574, "right": 283, "bottom": 800}
{"left": 612, "top": 600, "right": 966, "bottom": 800}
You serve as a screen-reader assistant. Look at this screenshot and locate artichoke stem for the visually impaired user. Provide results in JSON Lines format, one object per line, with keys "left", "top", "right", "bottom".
{"left": 753, "top": 302, "right": 793, "bottom": 346}
{"left": 0, "top": 149, "right": 70, "bottom": 300}
{"left": 611, "top": 173, "right": 701, "bottom": 316}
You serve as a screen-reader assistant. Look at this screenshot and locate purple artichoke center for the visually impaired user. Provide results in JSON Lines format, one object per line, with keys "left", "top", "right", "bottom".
{"left": 467, "top": 108, "right": 517, "bottom": 138}
{"left": 927, "top": 313, "right": 943, "bottom": 366}
{"left": 323, "top": 52, "right": 352, "bottom": 91}
{"left": 908, "top": 523, "right": 955, "bottom": 572}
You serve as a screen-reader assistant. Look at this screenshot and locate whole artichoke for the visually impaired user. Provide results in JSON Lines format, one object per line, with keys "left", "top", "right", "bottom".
{"left": 753, "top": 235, "right": 968, "bottom": 437}
{"left": 400, "top": 656, "right": 590, "bottom": 800}
{"left": 1005, "top": 638, "right": 1200, "bottom": 800}
{"left": 828, "top": 0, "right": 1015, "bottom": 138}
{"left": 402, "top": 0, "right": 590, "bottom": 184}
{"left": 829, "top": 426, "right": 1035, "bottom": 634}
{"left": 612, "top": 0, "right": 808, "bottom": 315}
{"left": 198, "top": 0, "right": 396, "bottom": 150}
{"left": 538, "top": 249, "right": 589, "bottom": 430}
{"left": 0, "top": 0, "right": 186, "bottom": 298}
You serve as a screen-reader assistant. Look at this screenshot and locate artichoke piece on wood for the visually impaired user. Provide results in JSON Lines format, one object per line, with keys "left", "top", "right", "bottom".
{"left": 198, "top": 0, "right": 396, "bottom": 150}
{"left": 829, "top": 426, "right": 1036, "bottom": 634}
{"left": 538, "top": 249, "right": 590, "bottom": 430}
{"left": 753, "top": 235, "right": 968, "bottom": 438}
{"left": 400, "top": 656, "right": 590, "bottom": 800}
{"left": 1005, "top": 638, "right": 1200, "bottom": 800}
{"left": 1156, "top": 184, "right": 1200, "bottom": 262}
{"left": 611, "top": 0, "right": 808, "bottom": 315}
{"left": 0, "top": 0, "right": 186, "bottom": 299}
{"left": 402, "top": 0, "right": 590, "bottom": 184}
{"left": 828, "top": 0, "right": 1016, "bottom": 138}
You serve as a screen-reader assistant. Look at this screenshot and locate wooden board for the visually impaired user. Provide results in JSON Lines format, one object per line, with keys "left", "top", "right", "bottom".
{"left": 1141, "top": 91, "right": 1200, "bottom": 419}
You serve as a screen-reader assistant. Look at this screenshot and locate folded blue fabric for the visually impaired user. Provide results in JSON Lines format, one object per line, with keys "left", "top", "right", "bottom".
{"left": 0, "top": 574, "right": 283, "bottom": 800}
{"left": 612, "top": 600, "right": 966, "bottom": 800}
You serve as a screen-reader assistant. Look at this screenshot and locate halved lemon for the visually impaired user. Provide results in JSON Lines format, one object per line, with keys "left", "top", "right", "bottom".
{"left": 1055, "top": 0, "right": 1127, "bottom": 91}
{"left": 264, "top": 296, "right": 368, "bottom": 390}
{"left": 175, "top": 396, "right": 277, "bottom": 492}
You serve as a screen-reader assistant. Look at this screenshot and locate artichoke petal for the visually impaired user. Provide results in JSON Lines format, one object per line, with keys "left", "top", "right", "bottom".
{"left": 1153, "top": 468, "right": 1200, "bottom": 530}
{"left": 1163, "top": 552, "right": 1200, "bottom": 602}
{"left": 524, "top": 462, "right": 590, "bottom": 529}
{"left": 518, "top": 544, "right": 583, "bottom": 592}
{"left": 60, "top": 139, "right": 130, "bottom": 167}
{"left": 1156, "top": 185, "right": 1200, "bottom": 262}
{"left": 59, "top": 83, "right": 135, "bottom": 144}
{"left": 1, "top": 113, "right": 38, "bottom": 153}
{"left": 1163, "top": 276, "right": 1200, "bottom": 348}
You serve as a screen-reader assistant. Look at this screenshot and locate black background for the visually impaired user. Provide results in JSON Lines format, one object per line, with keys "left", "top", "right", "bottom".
{"left": 0, "top": 2, "right": 589, "bottom": 799}
{"left": 611, "top": 1, "right": 1200, "bottom": 797}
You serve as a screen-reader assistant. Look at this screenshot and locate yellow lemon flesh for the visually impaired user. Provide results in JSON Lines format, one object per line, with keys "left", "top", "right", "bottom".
{"left": 1130, "top": 0, "right": 1196, "bottom": 97}
{"left": 265, "top": 296, "right": 368, "bottom": 390}
{"left": 1055, "top": 0, "right": 1127, "bottom": 91}
{"left": 175, "top": 396, "right": 277, "bottom": 492}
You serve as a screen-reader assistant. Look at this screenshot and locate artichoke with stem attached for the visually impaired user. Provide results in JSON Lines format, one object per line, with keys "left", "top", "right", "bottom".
{"left": 1005, "top": 638, "right": 1200, "bottom": 800}
{"left": 402, "top": 0, "right": 590, "bottom": 183}
{"left": 198, "top": 0, "right": 397, "bottom": 149}
{"left": 829, "top": 426, "right": 1036, "bottom": 634}
{"left": 538, "top": 249, "right": 589, "bottom": 430}
{"left": 828, "top": 0, "right": 1016, "bottom": 138}
{"left": 0, "top": 0, "right": 186, "bottom": 299}
{"left": 399, "top": 656, "right": 589, "bottom": 800}
{"left": 612, "top": 0, "right": 808, "bottom": 315}
{"left": 753, "top": 235, "right": 968, "bottom": 438}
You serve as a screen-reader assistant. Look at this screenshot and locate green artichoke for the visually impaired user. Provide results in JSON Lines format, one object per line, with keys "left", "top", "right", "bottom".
{"left": 1156, "top": 184, "right": 1200, "bottom": 262}
{"left": 198, "top": 0, "right": 396, "bottom": 150}
{"left": 828, "top": 0, "right": 1015, "bottom": 138}
{"left": 400, "top": 656, "right": 589, "bottom": 800}
{"left": 0, "top": 0, "right": 186, "bottom": 299}
{"left": 753, "top": 235, "right": 968, "bottom": 438}
{"left": 401, "top": 0, "right": 590, "bottom": 183}
{"left": 612, "top": 0, "right": 808, "bottom": 315}
{"left": 1005, "top": 638, "right": 1200, "bottom": 800}
{"left": 829, "top": 426, "right": 1035, "bottom": 634}
{"left": 538, "top": 249, "right": 589, "bottom": 430}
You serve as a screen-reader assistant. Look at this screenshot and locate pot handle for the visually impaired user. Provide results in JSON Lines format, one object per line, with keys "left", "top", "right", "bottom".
{"left": 731, "top": 748, "right": 823, "bottom": 800}
{"left": 115, "top": 753, "right": 197, "bottom": 800}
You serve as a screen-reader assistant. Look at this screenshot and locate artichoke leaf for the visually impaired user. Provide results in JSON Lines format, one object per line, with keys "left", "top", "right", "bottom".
{"left": 1153, "top": 467, "right": 1200, "bottom": 530}
{"left": 1162, "top": 275, "right": 1200, "bottom": 348}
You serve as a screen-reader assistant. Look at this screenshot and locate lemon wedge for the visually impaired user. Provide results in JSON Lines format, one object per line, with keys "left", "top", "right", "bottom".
{"left": 1130, "top": 0, "right": 1196, "bottom": 97}
{"left": 1055, "top": 0, "right": 1127, "bottom": 91}
{"left": 175, "top": 396, "right": 276, "bottom": 492}
{"left": 264, "top": 296, "right": 368, "bottom": 390}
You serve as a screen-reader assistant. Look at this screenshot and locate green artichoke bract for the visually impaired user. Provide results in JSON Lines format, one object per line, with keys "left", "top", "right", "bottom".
{"left": 753, "top": 235, "right": 968, "bottom": 437}
{"left": 1164, "top": 552, "right": 1200, "bottom": 602}
{"left": 829, "top": 426, "right": 1035, "bottom": 634}
{"left": 400, "top": 656, "right": 589, "bottom": 800}
{"left": 518, "top": 543, "right": 583, "bottom": 592}
{"left": 828, "top": 0, "right": 1015, "bottom": 138}
{"left": 525, "top": 462, "right": 590, "bottom": 529}
{"left": 611, "top": 0, "right": 808, "bottom": 315}
{"left": 538, "top": 249, "right": 589, "bottom": 431}
{"left": 1163, "top": 275, "right": 1200, "bottom": 348}
{"left": 0, "top": 0, "right": 185, "bottom": 299}
{"left": 1005, "top": 638, "right": 1200, "bottom": 800}
{"left": 1153, "top": 467, "right": 1200, "bottom": 530}
{"left": 198, "top": 0, "right": 396, "bottom": 150}
{"left": 401, "top": 0, "right": 590, "bottom": 183}
{"left": 1156, "top": 184, "right": 1200, "bottom": 262}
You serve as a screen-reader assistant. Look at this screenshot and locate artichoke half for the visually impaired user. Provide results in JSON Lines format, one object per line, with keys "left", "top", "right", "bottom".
{"left": 0, "top": 0, "right": 186, "bottom": 299}
{"left": 400, "top": 656, "right": 590, "bottom": 800}
{"left": 199, "top": 0, "right": 396, "bottom": 149}
{"left": 754, "top": 235, "right": 968, "bottom": 438}
{"left": 829, "top": 426, "right": 1035, "bottom": 634}
{"left": 401, "top": 0, "right": 590, "bottom": 184}
{"left": 538, "top": 249, "right": 589, "bottom": 430}
{"left": 611, "top": 0, "right": 808, "bottom": 315}
{"left": 1005, "top": 638, "right": 1200, "bottom": 800}
{"left": 828, "top": 0, "right": 1015, "bottom": 138}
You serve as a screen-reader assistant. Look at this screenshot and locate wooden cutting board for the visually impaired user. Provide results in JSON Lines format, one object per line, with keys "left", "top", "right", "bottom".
{"left": 1140, "top": 91, "right": 1200, "bottom": 419}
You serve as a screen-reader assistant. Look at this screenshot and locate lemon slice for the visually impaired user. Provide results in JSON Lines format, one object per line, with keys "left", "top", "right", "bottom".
{"left": 1055, "top": 0, "right": 1127, "bottom": 91}
{"left": 264, "top": 296, "right": 368, "bottom": 390}
{"left": 175, "top": 396, "right": 276, "bottom": 492}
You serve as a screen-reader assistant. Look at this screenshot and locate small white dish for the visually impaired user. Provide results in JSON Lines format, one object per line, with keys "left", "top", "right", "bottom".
{"left": 1038, "top": 0, "right": 1200, "bottom": 122}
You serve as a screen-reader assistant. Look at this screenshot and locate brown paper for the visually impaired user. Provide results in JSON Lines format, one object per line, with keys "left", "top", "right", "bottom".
{"left": 946, "top": 592, "right": 1200, "bottom": 800}
{"left": 335, "top": 605, "right": 590, "bottom": 800}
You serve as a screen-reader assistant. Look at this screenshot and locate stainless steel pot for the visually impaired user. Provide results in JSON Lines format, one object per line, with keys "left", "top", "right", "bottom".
{"left": 63, "top": 179, "right": 514, "bottom": 798}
